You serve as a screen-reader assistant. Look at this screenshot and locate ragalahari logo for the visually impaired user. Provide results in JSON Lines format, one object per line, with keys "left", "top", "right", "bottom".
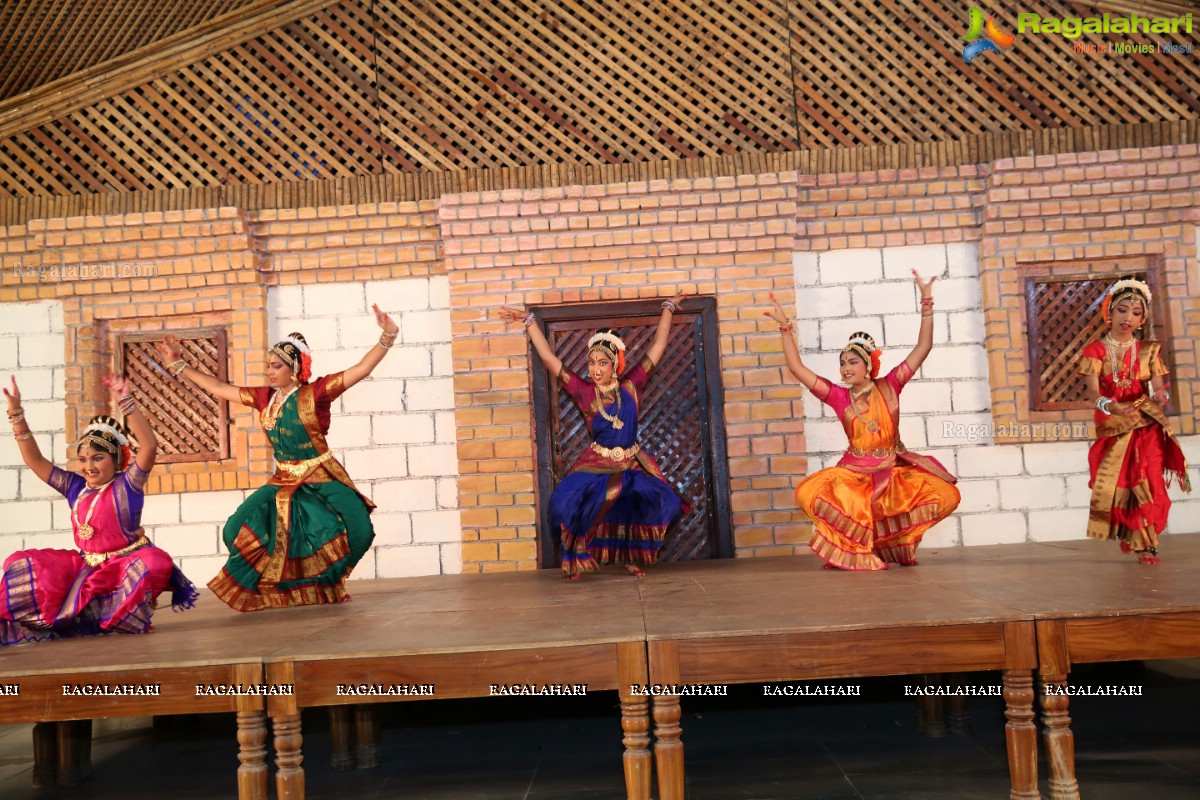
{"left": 963, "top": 7, "right": 1016, "bottom": 63}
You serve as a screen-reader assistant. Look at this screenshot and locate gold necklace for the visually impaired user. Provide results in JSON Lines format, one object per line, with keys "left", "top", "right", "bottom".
{"left": 72, "top": 479, "right": 114, "bottom": 540}
{"left": 595, "top": 382, "right": 624, "bottom": 430}
{"left": 848, "top": 384, "right": 880, "bottom": 434}
{"left": 1104, "top": 339, "right": 1137, "bottom": 390}
{"left": 262, "top": 384, "right": 298, "bottom": 431}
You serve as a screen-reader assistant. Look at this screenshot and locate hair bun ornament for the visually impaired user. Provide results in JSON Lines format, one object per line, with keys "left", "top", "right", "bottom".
{"left": 588, "top": 328, "right": 627, "bottom": 375}
{"left": 847, "top": 331, "right": 877, "bottom": 351}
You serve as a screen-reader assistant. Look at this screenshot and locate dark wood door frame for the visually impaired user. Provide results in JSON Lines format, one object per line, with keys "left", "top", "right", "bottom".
{"left": 529, "top": 297, "right": 733, "bottom": 569}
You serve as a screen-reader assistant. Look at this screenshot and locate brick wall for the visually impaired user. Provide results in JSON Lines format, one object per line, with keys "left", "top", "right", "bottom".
{"left": 2, "top": 144, "right": 1197, "bottom": 575}
{"left": 440, "top": 176, "right": 805, "bottom": 572}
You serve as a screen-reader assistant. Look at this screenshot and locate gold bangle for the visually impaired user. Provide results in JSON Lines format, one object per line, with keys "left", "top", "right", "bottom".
{"left": 14, "top": 431, "right": 32, "bottom": 441}
{"left": 167, "top": 359, "right": 187, "bottom": 377}
{"left": 379, "top": 332, "right": 397, "bottom": 349}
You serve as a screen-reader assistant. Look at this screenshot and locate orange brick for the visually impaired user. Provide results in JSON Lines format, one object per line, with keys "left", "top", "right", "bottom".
{"left": 498, "top": 541, "right": 537, "bottom": 561}
{"left": 461, "top": 542, "right": 499, "bottom": 562}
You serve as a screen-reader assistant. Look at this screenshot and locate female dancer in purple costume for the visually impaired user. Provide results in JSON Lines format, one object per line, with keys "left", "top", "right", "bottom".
{"left": 499, "top": 296, "right": 691, "bottom": 580}
{"left": 2, "top": 375, "right": 197, "bottom": 644}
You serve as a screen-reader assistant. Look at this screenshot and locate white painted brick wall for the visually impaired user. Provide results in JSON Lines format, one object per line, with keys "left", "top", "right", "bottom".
{"left": 794, "top": 244, "right": 1200, "bottom": 551}
{"left": 0, "top": 276, "right": 462, "bottom": 590}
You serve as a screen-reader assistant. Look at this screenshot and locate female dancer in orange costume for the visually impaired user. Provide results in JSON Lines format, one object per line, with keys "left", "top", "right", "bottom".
{"left": 766, "top": 271, "right": 960, "bottom": 570}
{"left": 1076, "top": 277, "right": 1189, "bottom": 564}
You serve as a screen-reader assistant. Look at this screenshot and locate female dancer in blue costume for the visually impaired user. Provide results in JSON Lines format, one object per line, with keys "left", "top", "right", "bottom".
{"left": 500, "top": 296, "right": 691, "bottom": 579}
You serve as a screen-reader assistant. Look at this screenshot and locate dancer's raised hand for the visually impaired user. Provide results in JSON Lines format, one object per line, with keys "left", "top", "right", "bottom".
{"left": 763, "top": 292, "right": 790, "bottom": 326}
{"left": 103, "top": 374, "right": 131, "bottom": 400}
{"left": 912, "top": 269, "right": 938, "bottom": 298}
{"left": 3, "top": 376, "right": 21, "bottom": 412}
{"left": 372, "top": 304, "right": 399, "bottom": 335}
{"left": 156, "top": 334, "right": 183, "bottom": 363}
{"left": 498, "top": 306, "right": 529, "bottom": 324}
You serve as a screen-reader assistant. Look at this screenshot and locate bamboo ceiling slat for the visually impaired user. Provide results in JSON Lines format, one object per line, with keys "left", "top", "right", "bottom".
{"left": 0, "top": 0, "right": 1197, "bottom": 209}
{"left": 0, "top": 0, "right": 345, "bottom": 139}
{"left": 0, "top": 1, "right": 264, "bottom": 101}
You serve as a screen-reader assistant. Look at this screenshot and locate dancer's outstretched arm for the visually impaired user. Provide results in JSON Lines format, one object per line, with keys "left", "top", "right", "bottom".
{"left": 157, "top": 334, "right": 242, "bottom": 403}
{"left": 343, "top": 305, "right": 399, "bottom": 390}
{"left": 4, "top": 376, "right": 53, "bottom": 483}
{"left": 645, "top": 293, "right": 688, "bottom": 366}
{"left": 499, "top": 306, "right": 562, "bottom": 376}
{"left": 105, "top": 375, "right": 157, "bottom": 472}
{"left": 763, "top": 293, "right": 821, "bottom": 392}
{"left": 903, "top": 270, "right": 937, "bottom": 374}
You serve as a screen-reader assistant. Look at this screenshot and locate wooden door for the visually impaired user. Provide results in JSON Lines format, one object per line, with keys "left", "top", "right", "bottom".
{"left": 530, "top": 297, "right": 732, "bottom": 568}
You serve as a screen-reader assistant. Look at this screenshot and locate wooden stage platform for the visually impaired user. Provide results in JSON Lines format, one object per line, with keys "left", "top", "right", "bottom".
{"left": 2, "top": 535, "right": 1199, "bottom": 800}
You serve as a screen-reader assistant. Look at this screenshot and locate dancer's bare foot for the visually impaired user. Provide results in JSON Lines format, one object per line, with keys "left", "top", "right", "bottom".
{"left": 1136, "top": 549, "right": 1160, "bottom": 565}
{"left": 624, "top": 565, "right": 645, "bottom": 577}
{"left": 567, "top": 573, "right": 582, "bottom": 581}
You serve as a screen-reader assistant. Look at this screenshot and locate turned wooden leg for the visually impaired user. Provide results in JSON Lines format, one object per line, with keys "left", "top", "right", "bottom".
{"left": 56, "top": 719, "right": 92, "bottom": 788}
{"left": 652, "top": 695, "right": 684, "bottom": 800}
{"left": 617, "top": 641, "right": 651, "bottom": 800}
{"left": 236, "top": 709, "right": 269, "bottom": 800}
{"left": 1002, "top": 670, "right": 1039, "bottom": 800}
{"left": 31, "top": 722, "right": 57, "bottom": 788}
{"left": 329, "top": 706, "right": 354, "bottom": 771}
{"left": 1040, "top": 674, "right": 1080, "bottom": 800}
{"left": 917, "top": 674, "right": 947, "bottom": 738}
{"left": 274, "top": 713, "right": 304, "bottom": 800}
{"left": 1037, "top": 619, "right": 1079, "bottom": 800}
{"left": 353, "top": 705, "right": 380, "bottom": 770}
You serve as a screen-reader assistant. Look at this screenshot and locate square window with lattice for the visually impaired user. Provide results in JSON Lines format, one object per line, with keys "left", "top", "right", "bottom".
{"left": 1026, "top": 270, "right": 1157, "bottom": 412}
{"left": 116, "top": 330, "right": 230, "bottom": 463}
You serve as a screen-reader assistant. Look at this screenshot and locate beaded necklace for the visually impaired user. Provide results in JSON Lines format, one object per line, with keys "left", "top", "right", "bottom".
{"left": 1103, "top": 334, "right": 1137, "bottom": 391}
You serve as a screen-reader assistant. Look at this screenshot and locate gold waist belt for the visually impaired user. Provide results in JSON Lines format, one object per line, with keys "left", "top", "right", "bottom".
{"left": 82, "top": 533, "right": 150, "bottom": 567}
{"left": 275, "top": 450, "right": 333, "bottom": 479}
{"left": 591, "top": 442, "right": 640, "bottom": 461}
{"left": 846, "top": 443, "right": 906, "bottom": 458}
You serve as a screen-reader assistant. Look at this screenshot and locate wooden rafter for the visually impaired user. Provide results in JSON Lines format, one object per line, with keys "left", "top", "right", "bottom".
{"left": 0, "top": 0, "right": 344, "bottom": 140}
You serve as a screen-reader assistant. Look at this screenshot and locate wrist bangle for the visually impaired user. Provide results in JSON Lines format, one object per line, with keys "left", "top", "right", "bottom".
{"left": 167, "top": 359, "right": 187, "bottom": 377}
{"left": 778, "top": 323, "right": 794, "bottom": 333}
{"left": 14, "top": 431, "right": 32, "bottom": 442}
{"left": 379, "top": 331, "right": 396, "bottom": 349}
{"left": 661, "top": 299, "right": 678, "bottom": 313}
{"left": 920, "top": 297, "right": 934, "bottom": 306}
{"left": 523, "top": 313, "right": 536, "bottom": 328}
{"left": 1096, "top": 397, "right": 1112, "bottom": 416}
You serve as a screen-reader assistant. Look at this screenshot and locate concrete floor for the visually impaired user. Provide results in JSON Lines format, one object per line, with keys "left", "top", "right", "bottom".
{"left": 1, "top": 661, "right": 1197, "bottom": 799}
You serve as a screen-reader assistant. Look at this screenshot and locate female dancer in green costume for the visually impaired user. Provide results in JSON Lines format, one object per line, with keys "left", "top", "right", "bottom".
{"left": 157, "top": 305, "right": 398, "bottom": 610}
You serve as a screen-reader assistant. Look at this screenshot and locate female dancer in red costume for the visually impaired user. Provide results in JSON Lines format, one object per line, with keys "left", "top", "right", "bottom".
{"left": 766, "top": 271, "right": 960, "bottom": 570}
{"left": 1076, "top": 277, "right": 1190, "bottom": 564}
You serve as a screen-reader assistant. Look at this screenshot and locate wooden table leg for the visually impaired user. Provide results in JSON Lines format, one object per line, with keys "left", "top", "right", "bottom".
{"left": 1002, "top": 669, "right": 1039, "bottom": 800}
{"left": 617, "top": 641, "right": 651, "bottom": 800}
{"left": 236, "top": 710, "right": 269, "bottom": 800}
{"left": 648, "top": 640, "right": 684, "bottom": 800}
{"left": 329, "top": 706, "right": 353, "bottom": 771}
{"left": 946, "top": 674, "right": 972, "bottom": 736}
{"left": 31, "top": 721, "right": 57, "bottom": 788}
{"left": 1037, "top": 620, "right": 1080, "bottom": 800}
{"left": 269, "top": 661, "right": 304, "bottom": 800}
{"left": 235, "top": 662, "right": 268, "bottom": 800}
{"left": 353, "top": 705, "right": 380, "bottom": 769}
{"left": 916, "top": 674, "right": 947, "bottom": 737}
{"left": 56, "top": 719, "right": 92, "bottom": 788}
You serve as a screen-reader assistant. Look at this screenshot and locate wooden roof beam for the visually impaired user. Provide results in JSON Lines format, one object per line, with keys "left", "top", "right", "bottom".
{"left": 0, "top": 0, "right": 342, "bottom": 140}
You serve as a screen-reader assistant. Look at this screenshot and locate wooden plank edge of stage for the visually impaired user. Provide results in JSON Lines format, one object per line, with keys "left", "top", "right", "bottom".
{"left": 1, "top": 534, "right": 1198, "bottom": 800}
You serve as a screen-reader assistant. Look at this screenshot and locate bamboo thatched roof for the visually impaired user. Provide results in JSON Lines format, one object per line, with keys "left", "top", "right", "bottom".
{"left": 0, "top": 0, "right": 1196, "bottom": 222}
